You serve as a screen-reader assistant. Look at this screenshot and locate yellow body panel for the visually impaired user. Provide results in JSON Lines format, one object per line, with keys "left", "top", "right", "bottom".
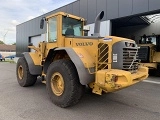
{"left": 72, "top": 48, "right": 95, "bottom": 68}
{"left": 139, "top": 63, "right": 157, "bottom": 69}
{"left": 106, "top": 36, "right": 134, "bottom": 44}
{"left": 29, "top": 53, "right": 41, "bottom": 65}
{"left": 138, "top": 44, "right": 154, "bottom": 47}
{"left": 46, "top": 12, "right": 85, "bottom": 22}
{"left": 64, "top": 37, "right": 113, "bottom": 69}
{"left": 153, "top": 52, "right": 160, "bottom": 63}
{"left": 65, "top": 38, "right": 99, "bottom": 60}
{"left": 90, "top": 66, "right": 148, "bottom": 95}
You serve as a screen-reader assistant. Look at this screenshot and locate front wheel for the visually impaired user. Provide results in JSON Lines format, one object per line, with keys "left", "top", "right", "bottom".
{"left": 46, "top": 59, "right": 85, "bottom": 108}
{"left": 16, "top": 57, "right": 37, "bottom": 87}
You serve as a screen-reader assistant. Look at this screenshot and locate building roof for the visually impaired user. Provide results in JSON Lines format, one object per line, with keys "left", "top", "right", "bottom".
{"left": 0, "top": 44, "right": 16, "bottom": 51}
{"left": 142, "top": 13, "right": 160, "bottom": 23}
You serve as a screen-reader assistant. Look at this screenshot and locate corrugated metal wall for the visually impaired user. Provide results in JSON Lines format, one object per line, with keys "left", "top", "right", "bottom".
{"left": 16, "top": 0, "right": 160, "bottom": 57}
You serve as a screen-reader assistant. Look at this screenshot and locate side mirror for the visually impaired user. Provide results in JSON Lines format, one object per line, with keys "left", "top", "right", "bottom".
{"left": 40, "top": 18, "right": 45, "bottom": 29}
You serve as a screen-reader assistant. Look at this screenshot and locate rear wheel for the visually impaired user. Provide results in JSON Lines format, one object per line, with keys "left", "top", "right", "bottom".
{"left": 16, "top": 57, "right": 37, "bottom": 87}
{"left": 46, "top": 59, "right": 85, "bottom": 108}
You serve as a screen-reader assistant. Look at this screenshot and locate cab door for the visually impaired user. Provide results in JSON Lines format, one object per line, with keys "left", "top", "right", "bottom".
{"left": 45, "top": 16, "right": 58, "bottom": 55}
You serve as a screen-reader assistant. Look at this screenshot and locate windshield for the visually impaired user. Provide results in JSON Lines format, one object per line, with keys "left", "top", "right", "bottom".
{"left": 62, "top": 16, "right": 83, "bottom": 36}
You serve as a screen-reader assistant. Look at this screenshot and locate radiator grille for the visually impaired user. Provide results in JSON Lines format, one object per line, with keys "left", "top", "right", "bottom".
{"left": 123, "top": 48, "right": 138, "bottom": 72}
{"left": 98, "top": 43, "right": 109, "bottom": 70}
{"left": 138, "top": 46, "right": 150, "bottom": 62}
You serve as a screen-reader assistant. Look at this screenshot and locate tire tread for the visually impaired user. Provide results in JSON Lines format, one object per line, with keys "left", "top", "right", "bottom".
{"left": 46, "top": 59, "right": 85, "bottom": 108}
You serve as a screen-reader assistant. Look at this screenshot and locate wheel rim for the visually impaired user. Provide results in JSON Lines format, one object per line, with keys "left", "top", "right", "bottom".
{"left": 18, "top": 65, "right": 24, "bottom": 80}
{"left": 51, "top": 72, "right": 64, "bottom": 96}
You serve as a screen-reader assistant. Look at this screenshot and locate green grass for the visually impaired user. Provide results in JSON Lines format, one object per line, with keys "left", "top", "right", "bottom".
{"left": 0, "top": 59, "right": 15, "bottom": 63}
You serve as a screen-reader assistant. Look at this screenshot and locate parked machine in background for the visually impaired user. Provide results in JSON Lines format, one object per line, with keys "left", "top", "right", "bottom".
{"left": 138, "top": 34, "right": 160, "bottom": 76}
{"left": 16, "top": 11, "right": 148, "bottom": 108}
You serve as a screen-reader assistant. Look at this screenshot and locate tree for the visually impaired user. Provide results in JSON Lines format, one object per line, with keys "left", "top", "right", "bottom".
{"left": 0, "top": 40, "right": 5, "bottom": 44}
{"left": 12, "top": 43, "right": 16, "bottom": 45}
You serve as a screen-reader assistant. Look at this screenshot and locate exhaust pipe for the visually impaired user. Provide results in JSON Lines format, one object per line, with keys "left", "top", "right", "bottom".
{"left": 93, "top": 11, "right": 104, "bottom": 37}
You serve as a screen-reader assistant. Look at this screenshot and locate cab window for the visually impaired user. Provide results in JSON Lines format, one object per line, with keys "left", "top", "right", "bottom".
{"left": 62, "top": 16, "right": 83, "bottom": 36}
{"left": 48, "top": 17, "right": 57, "bottom": 42}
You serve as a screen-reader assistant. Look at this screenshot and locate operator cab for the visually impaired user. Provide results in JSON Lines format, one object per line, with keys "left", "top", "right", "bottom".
{"left": 40, "top": 11, "right": 105, "bottom": 45}
{"left": 139, "top": 34, "right": 156, "bottom": 45}
{"left": 41, "top": 12, "right": 84, "bottom": 43}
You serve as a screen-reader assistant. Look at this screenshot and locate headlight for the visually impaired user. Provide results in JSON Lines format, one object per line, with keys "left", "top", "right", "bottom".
{"left": 125, "top": 42, "right": 136, "bottom": 47}
{"left": 125, "top": 42, "right": 131, "bottom": 47}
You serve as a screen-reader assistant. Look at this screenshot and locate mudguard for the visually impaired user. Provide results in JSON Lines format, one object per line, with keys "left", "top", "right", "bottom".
{"left": 44, "top": 47, "right": 95, "bottom": 85}
{"left": 57, "top": 47, "right": 95, "bottom": 85}
{"left": 23, "top": 52, "right": 42, "bottom": 75}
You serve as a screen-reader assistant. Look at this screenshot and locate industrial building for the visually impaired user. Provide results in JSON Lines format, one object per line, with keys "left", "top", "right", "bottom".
{"left": 16, "top": 0, "right": 160, "bottom": 56}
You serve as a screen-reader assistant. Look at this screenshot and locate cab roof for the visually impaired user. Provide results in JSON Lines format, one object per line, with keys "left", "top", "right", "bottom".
{"left": 46, "top": 12, "right": 85, "bottom": 21}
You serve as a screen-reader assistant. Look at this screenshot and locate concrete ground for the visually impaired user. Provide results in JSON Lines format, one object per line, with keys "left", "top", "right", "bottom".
{"left": 0, "top": 62, "right": 160, "bottom": 120}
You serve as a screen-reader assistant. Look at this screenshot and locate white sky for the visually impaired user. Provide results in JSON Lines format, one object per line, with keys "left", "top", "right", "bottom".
{"left": 0, "top": 0, "right": 76, "bottom": 44}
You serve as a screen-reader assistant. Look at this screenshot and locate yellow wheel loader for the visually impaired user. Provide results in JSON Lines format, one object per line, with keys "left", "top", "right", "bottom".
{"left": 138, "top": 34, "right": 160, "bottom": 76}
{"left": 16, "top": 11, "right": 148, "bottom": 108}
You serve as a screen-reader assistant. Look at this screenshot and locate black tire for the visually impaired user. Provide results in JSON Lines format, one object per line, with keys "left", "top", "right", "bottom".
{"left": 16, "top": 57, "right": 37, "bottom": 87}
{"left": 46, "top": 59, "right": 85, "bottom": 108}
{"left": 156, "top": 64, "right": 160, "bottom": 76}
{"left": 155, "top": 69, "right": 160, "bottom": 77}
